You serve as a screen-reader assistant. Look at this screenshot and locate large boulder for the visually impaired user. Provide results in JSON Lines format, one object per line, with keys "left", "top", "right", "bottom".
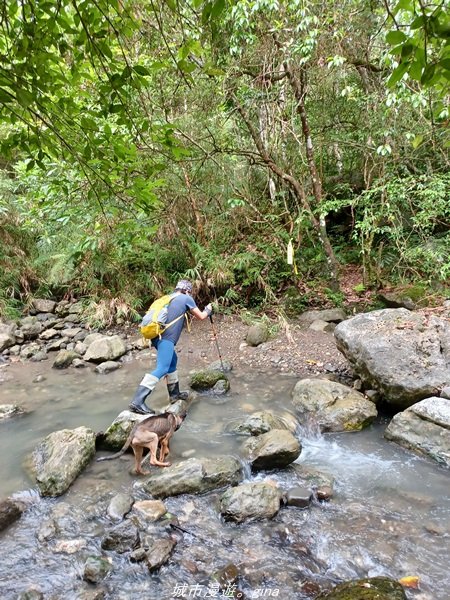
{"left": 315, "top": 576, "right": 407, "bottom": 599}
{"left": 384, "top": 397, "right": 450, "bottom": 467}
{"left": 52, "top": 349, "right": 80, "bottom": 369}
{"left": 334, "top": 309, "right": 450, "bottom": 409}
{"left": 139, "top": 456, "right": 243, "bottom": 499}
{"left": 31, "top": 426, "right": 96, "bottom": 496}
{"left": 97, "top": 411, "right": 149, "bottom": 450}
{"left": 220, "top": 482, "right": 281, "bottom": 522}
{"left": 241, "top": 429, "right": 301, "bottom": 470}
{"left": 84, "top": 335, "right": 127, "bottom": 363}
{"left": 292, "top": 378, "right": 377, "bottom": 432}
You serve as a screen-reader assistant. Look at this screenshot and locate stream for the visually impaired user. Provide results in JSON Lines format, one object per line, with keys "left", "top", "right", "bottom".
{"left": 0, "top": 353, "right": 449, "bottom": 599}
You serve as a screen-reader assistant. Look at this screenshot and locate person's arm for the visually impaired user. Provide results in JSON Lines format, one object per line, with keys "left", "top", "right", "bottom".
{"left": 190, "top": 304, "right": 212, "bottom": 321}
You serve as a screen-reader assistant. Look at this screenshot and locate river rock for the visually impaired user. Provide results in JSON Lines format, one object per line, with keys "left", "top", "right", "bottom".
{"left": 31, "top": 426, "right": 96, "bottom": 496}
{"left": 220, "top": 482, "right": 281, "bottom": 522}
{"left": 107, "top": 493, "right": 134, "bottom": 521}
{"left": 101, "top": 521, "right": 139, "bottom": 553}
{"left": 246, "top": 324, "right": 269, "bottom": 347}
{"left": 299, "top": 308, "right": 347, "bottom": 324}
{"left": 384, "top": 397, "right": 450, "bottom": 467}
{"left": 284, "top": 485, "right": 313, "bottom": 508}
{"left": 139, "top": 456, "right": 243, "bottom": 499}
{"left": 84, "top": 332, "right": 106, "bottom": 347}
{"left": 133, "top": 500, "right": 167, "bottom": 521}
{"left": 98, "top": 410, "right": 149, "bottom": 450}
{"left": 0, "top": 497, "right": 24, "bottom": 532}
{"left": 83, "top": 555, "right": 112, "bottom": 584}
{"left": 290, "top": 464, "right": 335, "bottom": 493}
{"left": 207, "top": 359, "right": 233, "bottom": 373}
{"left": 84, "top": 335, "right": 127, "bottom": 362}
{"left": 52, "top": 349, "right": 80, "bottom": 369}
{"left": 309, "top": 319, "right": 336, "bottom": 333}
{"left": 95, "top": 360, "right": 120, "bottom": 374}
{"left": 32, "top": 299, "right": 57, "bottom": 313}
{"left": 20, "top": 316, "right": 43, "bottom": 340}
{"left": 39, "top": 328, "right": 59, "bottom": 341}
{"left": 292, "top": 378, "right": 377, "bottom": 432}
{"left": 0, "top": 321, "right": 16, "bottom": 351}
{"left": 334, "top": 308, "right": 450, "bottom": 409}
{"left": 241, "top": 429, "right": 301, "bottom": 470}
{"left": 30, "top": 350, "right": 48, "bottom": 362}
{"left": 20, "top": 342, "right": 42, "bottom": 359}
{"left": 145, "top": 538, "right": 177, "bottom": 572}
{"left": 0, "top": 404, "right": 24, "bottom": 421}
{"left": 190, "top": 369, "right": 229, "bottom": 391}
{"left": 227, "top": 410, "right": 299, "bottom": 436}
{"left": 315, "top": 576, "right": 407, "bottom": 599}
{"left": 16, "top": 588, "right": 44, "bottom": 600}
{"left": 63, "top": 327, "right": 82, "bottom": 339}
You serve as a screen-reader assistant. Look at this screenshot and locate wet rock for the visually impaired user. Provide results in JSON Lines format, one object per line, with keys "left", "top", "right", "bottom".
{"left": 299, "top": 308, "right": 347, "bottom": 324}
{"left": 284, "top": 486, "right": 313, "bottom": 508}
{"left": 241, "top": 429, "right": 301, "bottom": 470}
{"left": 140, "top": 456, "right": 243, "bottom": 499}
{"left": 32, "top": 299, "right": 57, "bottom": 313}
{"left": 0, "top": 497, "right": 24, "bottom": 532}
{"left": 145, "top": 538, "right": 177, "bottom": 572}
{"left": 78, "top": 590, "right": 106, "bottom": 600}
{"left": 315, "top": 576, "right": 407, "bottom": 599}
{"left": 207, "top": 359, "right": 233, "bottom": 373}
{"left": 16, "top": 588, "right": 44, "bottom": 600}
{"left": 292, "top": 378, "right": 377, "bottom": 432}
{"left": 316, "top": 485, "right": 334, "bottom": 501}
{"left": 290, "top": 464, "right": 335, "bottom": 491}
{"left": 190, "top": 369, "right": 229, "bottom": 391}
{"left": 133, "top": 500, "right": 167, "bottom": 521}
{"left": 220, "top": 482, "right": 281, "bottom": 522}
{"left": 384, "top": 397, "right": 450, "bottom": 467}
{"left": 20, "top": 316, "right": 43, "bottom": 340}
{"left": 30, "top": 350, "right": 48, "bottom": 362}
{"left": 98, "top": 410, "right": 149, "bottom": 450}
{"left": 246, "top": 324, "right": 269, "bottom": 347}
{"left": 227, "top": 410, "right": 299, "bottom": 436}
{"left": 33, "top": 374, "right": 46, "bottom": 383}
{"left": 95, "top": 360, "right": 120, "bottom": 374}
{"left": 214, "top": 563, "right": 239, "bottom": 588}
{"left": 52, "top": 349, "right": 80, "bottom": 369}
{"left": 309, "top": 319, "right": 336, "bottom": 333}
{"left": 53, "top": 538, "right": 87, "bottom": 553}
{"left": 0, "top": 404, "right": 24, "bottom": 421}
{"left": 73, "top": 358, "right": 87, "bottom": 368}
{"left": 84, "top": 335, "right": 127, "bottom": 362}
{"left": 107, "top": 493, "right": 134, "bottom": 521}
{"left": 212, "top": 379, "right": 230, "bottom": 395}
{"left": 334, "top": 308, "right": 450, "bottom": 409}
{"left": 31, "top": 426, "right": 96, "bottom": 496}
{"left": 130, "top": 547, "right": 147, "bottom": 562}
{"left": 101, "top": 520, "right": 139, "bottom": 553}
{"left": 83, "top": 555, "right": 113, "bottom": 584}
{"left": 441, "top": 386, "right": 450, "bottom": 400}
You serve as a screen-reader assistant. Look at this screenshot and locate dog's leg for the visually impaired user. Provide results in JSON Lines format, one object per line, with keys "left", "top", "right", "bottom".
{"left": 132, "top": 444, "right": 148, "bottom": 475}
{"left": 146, "top": 432, "right": 171, "bottom": 467}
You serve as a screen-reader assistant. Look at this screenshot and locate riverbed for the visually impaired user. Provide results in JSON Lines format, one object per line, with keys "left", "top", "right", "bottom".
{"left": 0, "top": 353, "right": 449, "bottom": 599}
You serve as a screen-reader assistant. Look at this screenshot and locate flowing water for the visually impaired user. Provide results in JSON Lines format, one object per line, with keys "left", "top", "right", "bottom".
{"left": 0, "top": 354, "right": 449, "bottom": 600}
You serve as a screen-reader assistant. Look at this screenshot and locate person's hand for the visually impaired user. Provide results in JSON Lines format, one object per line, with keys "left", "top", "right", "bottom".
{"left": 205, "top": 303, "right": 213, "bottom": 317}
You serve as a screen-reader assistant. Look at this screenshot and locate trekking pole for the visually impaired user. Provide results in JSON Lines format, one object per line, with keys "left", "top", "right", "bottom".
{"left": 209, "top": 315, "right": 225, "bottom": 372}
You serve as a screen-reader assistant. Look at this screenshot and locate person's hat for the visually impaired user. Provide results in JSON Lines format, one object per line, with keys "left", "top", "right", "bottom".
{"left": 175, "top": 279, "right": 193, "bottom": 294}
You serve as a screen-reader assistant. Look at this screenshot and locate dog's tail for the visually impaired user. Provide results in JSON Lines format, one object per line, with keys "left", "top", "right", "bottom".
{"left": 96, "top": 424, "right": 136, "bottom": 462}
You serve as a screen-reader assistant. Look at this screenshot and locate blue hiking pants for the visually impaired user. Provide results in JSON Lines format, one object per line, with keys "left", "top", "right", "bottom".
{"left": 150, "top": 338, "right": 177, "bottom": 379}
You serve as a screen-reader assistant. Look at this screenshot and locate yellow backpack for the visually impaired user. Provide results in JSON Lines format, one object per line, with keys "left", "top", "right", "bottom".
{"left": 140, "top": 294, "right": 185, "bottom": 340}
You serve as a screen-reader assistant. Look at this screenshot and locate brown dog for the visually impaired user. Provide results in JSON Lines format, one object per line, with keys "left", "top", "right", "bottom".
{"left": 97, "top": 411, "right": 186, "bottom": 475}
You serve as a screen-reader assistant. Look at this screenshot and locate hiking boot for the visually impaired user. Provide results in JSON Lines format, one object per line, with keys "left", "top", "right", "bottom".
{"left": 167, "top": 370, "right": 189, "bottom": 403}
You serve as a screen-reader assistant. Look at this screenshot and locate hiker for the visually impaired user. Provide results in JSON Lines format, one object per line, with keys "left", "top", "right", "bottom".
{"left": 129, "top": 279, "right": 213, "bottom": 414}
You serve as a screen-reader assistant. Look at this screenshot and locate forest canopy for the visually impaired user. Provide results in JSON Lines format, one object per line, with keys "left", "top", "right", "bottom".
{"left": 0, "top": 0, "right": 449, "bottom": 322}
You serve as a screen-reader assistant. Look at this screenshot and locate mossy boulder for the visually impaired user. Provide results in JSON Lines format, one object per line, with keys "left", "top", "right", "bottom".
{"left": 97, "top": 411, "right": 149, "bottom": 451}
{"left": 190, "top": 369, "right": 229, "bottom": 392}
{"left": 315, "top": 576, "right": 407, "bottom": 599}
